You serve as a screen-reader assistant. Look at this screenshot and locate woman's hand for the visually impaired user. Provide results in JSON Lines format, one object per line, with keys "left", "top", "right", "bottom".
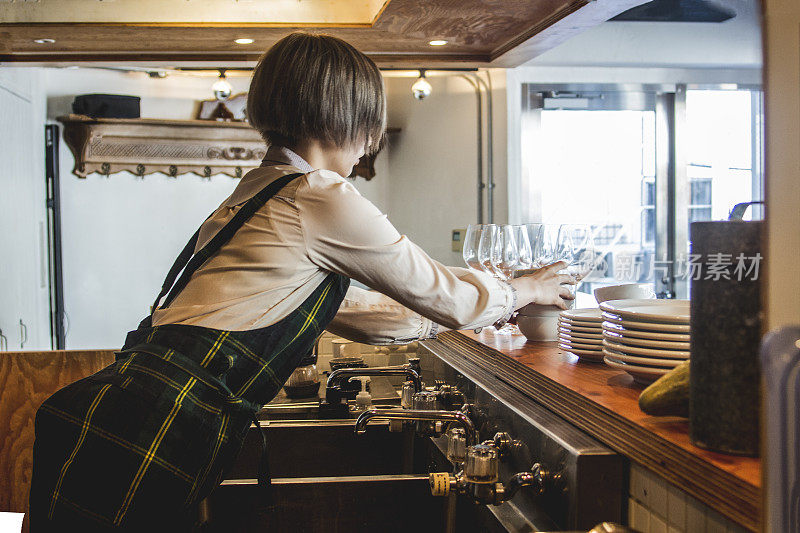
{"left": 509, "top": 261, "right": 577, "bottom": 310}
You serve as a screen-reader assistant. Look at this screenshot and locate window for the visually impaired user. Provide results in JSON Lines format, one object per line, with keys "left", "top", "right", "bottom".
{"left": 517, "top": 84, "right": 763, "bottom": 304}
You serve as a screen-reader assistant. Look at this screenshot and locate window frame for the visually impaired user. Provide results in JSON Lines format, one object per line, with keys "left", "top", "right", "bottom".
{"left": 512, "top": 81, "right": 764, "bottom": 299}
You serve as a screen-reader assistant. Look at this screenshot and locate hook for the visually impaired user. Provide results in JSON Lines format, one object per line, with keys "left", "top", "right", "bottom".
{"left": 136, "top": 164, "right": 145, "bottom": 178}
{"left": 101, "top": 162, "right": 111, "bottom": 177}
{"left": 169, "top": 165, "right": 178, "bottom": 178}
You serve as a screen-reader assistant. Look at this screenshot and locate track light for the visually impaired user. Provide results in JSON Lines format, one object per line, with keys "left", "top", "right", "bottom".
{"left": 212, "top": 69, "right": 233, "bottom": 101}
{"left": 411, "top": 69, "right": 432, "bottom": 100}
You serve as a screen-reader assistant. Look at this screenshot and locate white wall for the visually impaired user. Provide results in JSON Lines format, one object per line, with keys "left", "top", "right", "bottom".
{"left": 383, "top": 71, "right": 508, "bottom": 267}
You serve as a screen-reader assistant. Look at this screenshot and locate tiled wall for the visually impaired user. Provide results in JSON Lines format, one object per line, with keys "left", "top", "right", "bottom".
{"left": 628, "top": 464, "right": 750, "bottom": 533}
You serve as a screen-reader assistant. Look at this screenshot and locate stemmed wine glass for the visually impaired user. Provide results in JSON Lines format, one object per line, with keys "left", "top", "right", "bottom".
{"left": 533, "top": 224, "right": 560, "bottom": 267}
{"left": 514, "top": 225, "right": 534, "bottom": 274}
{"left": 490, "top": 225, "right": 520, "bottom": 281}
{"left": 556, "top": 224, "right": 597, "bottom": 302}
{"left": 464, "top": 224, "right": 523, "bottom": 334}
{"left": 462, "top": 224, "right": 484, "bottom": 271}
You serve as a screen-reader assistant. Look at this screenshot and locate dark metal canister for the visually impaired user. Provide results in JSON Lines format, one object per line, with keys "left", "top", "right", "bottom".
{"left": 689, "top": 220, "right": 763, "bottom": 456}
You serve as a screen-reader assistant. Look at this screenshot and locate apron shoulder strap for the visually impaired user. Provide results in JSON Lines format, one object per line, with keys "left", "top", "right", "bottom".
{"left": 144, "top": 172, "right": 304, "bottom": 324}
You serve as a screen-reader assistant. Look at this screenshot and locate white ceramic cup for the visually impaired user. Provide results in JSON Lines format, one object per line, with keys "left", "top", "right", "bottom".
{"left": 593, "top": 283, "right": 656, "bottom": 304}
{"left": 517, "top": 303, "right": 564, "bottom": 317}
{"left": 517, "top": 314, "right": 559, "bottom": 341}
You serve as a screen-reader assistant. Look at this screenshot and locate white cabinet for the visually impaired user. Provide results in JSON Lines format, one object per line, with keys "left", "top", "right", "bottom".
{"left": 0, "top": 68, "right": 51, "bottom": 351}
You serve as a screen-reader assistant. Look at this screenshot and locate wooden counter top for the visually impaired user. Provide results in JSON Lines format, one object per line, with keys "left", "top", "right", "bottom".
{"left": 426, "top": 330, "right": 761, "bottom": 531}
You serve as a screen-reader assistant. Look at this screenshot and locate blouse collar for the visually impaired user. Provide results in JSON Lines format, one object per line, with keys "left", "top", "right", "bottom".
{"left": 261, "top": 145, "right": 315, "bottom": 174}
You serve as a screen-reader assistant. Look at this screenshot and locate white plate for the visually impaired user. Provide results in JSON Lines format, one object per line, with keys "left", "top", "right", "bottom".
{"left": 603, "top": 355, "right": 672, "bottom": 384}
{"left": 602, "top": 321, "right": 691, "bottom": 341}
{"left": 602, "top": 346, "right": 685, "bottom": 367}
{"left": 558, "top": 336, "right": 603, "bottom": 349}
{"left": 559, "top": 316, "right": 604, "bottom": 327}
{"left": 558, "top": 342, "right": 602, "bottom": 353}
{"left": 558, "top": 327, "right": 603, "bottom": 340}
{"left": 602, "top": 339, "right": 690, "bottom": 359}
{"left": 601, "top": 315, "right": 691, "bottom": 333}
{"left": 560, "top": 308, "right": 603, "bottom": 323}
{"left": 600, "top": 299, "right": 689, "bottom": 324}
{"left": 559, "top": 345, "right": 605, "bottom": 362}
{"left": 558, "top": 318, "right": 603, "bottom": 332}
{"left": 602, "top": 330, "right": 691, "bottom": 350}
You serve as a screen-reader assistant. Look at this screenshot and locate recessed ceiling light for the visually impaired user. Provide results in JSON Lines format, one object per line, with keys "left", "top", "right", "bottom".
{"left": 33, "top": 38, "right": 56, "bottom": 44}
{"left": 428, "top": 40, "right": 448, "bottom": 46}
{"left": 234, "top": 38, "right": 254, "bottom": 45}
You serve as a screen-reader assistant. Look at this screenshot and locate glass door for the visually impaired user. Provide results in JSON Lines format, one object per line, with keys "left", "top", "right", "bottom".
{"left": 520, "top": 86, "right": 658, "bottom": 307}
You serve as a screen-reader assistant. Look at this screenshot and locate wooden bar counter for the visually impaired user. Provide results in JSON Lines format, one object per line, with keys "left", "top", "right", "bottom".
{"left": 423, "top": 330, "right": 761, "bottom": 531}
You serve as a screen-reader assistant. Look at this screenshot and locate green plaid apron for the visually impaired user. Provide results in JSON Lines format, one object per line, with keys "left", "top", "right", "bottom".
{"left": 30, "top": 172, "right": 350, "bottom": 531}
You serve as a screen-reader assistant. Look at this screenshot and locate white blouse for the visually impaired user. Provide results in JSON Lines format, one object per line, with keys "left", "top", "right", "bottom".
{"left": 151, "top": 146, "right": 514, "bottom": 345}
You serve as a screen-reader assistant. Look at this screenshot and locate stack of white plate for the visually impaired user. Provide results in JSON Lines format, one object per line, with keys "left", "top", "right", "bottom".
{"left": 599, "top": 299, "right": 691, "bottom": 385}
{"left": 558, "top": 308, "right": 604, "bottom": 362}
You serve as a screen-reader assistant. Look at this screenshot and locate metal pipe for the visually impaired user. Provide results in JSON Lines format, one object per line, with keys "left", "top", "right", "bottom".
{"left": 460, "top": 74, "right": 484, "bottom": 224}
{"left": 326, "top": 367, "right": 422, "bottom": 393}
{"left": 473, "top": 73, "right": 494, "bottom": 224}
{"left": 354, "top": 408, "right": 478, "bottom": 445}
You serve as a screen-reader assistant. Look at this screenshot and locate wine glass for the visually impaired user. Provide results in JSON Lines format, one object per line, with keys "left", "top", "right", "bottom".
{"left": 534, "top": 224, "right": 560, "bottom": 267}
{"left": 477, "top": 224, "right": 500, "bottom": 277}
{"left": 490, "top": 225, "right": 521, "bottom": 334}
{"left": 557, "top": 224, "right": 596, "bottom": 280}
{"left": 513, "top": 225, "right": 534, "bottom": 273}
{"left": 462, "top": 224, "right": 484, "bottom": 271}
{"left": 490, "top": 225, "right": 519, "bottom": 281}
{"left": 557, "top": 224, "right": 597, "bottom": 306}
{"left": 523, "top": 223, "right": 543, "bottom": 267}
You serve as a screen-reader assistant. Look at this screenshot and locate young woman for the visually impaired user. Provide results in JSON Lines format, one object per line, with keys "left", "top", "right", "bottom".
{"left": 29, "top": 32, "right": 573, "bottom": 530}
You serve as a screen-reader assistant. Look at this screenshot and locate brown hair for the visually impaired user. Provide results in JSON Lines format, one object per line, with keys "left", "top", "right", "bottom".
{"left": 247, "top": 32, "right": 386, "bottom": 155}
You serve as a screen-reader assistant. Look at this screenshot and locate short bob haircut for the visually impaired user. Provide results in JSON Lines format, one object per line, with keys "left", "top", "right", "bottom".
{"left": 247, "top": 32, "right": 386, "bottom": 155}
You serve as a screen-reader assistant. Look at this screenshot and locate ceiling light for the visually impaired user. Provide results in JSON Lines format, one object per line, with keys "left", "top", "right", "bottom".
{"left": 212, "top": 69, "right": 233, "bottom": 101}
{"left": 411, "top": 70, "right": 432, "bottom": 100}
{"left": 428, "top": 40, "right": 448, "bottom": 46}
{"left": 33, "top": 38, "right": 56, "bottom": 44}
{"left": 234, "top": 38, "right": 254, "bottom": 45}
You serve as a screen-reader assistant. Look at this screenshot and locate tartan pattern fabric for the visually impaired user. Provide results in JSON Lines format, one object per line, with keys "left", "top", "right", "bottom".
{"left": 29, "top": 272, "right": 349, "bottom": 531}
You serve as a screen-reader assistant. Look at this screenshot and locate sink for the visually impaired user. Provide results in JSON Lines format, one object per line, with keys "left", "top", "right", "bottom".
{"left": 201, "top": 475, "right": 447, "bottom": 533}
{"left": 256, "top": 375, "right": 402, "bottom": 421}
{"left": 226, "top": 420, "right": 430, "bottom": 479}
{"left": 201, "top": 419, "right": 450, "bottom": 532}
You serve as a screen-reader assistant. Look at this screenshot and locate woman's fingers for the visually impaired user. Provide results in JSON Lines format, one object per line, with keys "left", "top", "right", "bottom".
{"left": 559, "top": 286, "right": 575, "bottom": 300}
{"left": 544, "top": 260, "right": 567, "bottom": 272}
{"left": 557, "top": 273, "right": 577, "bottom": 285}
{"left": 555, "top": 298, "right": 569, "bottom": 310}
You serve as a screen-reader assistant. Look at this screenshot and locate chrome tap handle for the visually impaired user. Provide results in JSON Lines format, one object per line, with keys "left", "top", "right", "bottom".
{"left": 354, "top": 408, "right": 477, "bottom": 445}
{"left": 498, "top": 463, "right": 547, "bottom": 502}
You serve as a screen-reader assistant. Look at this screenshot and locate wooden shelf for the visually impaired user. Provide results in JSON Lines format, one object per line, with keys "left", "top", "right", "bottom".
{"left": 57, "top": 114, "right": 266, "bottom": 179}
{"left": 56, "top": 115, "right": 397, "bottom": 181}
{"left": 424, "top": 330, "right": 761, "bottom": 532}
